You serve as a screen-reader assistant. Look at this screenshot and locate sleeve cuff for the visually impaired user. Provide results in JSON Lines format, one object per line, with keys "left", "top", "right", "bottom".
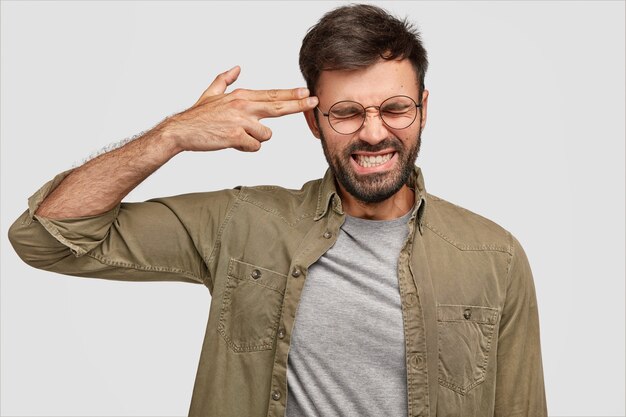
{"left": 27, "top": 169, "right": 121, "bottom": 257}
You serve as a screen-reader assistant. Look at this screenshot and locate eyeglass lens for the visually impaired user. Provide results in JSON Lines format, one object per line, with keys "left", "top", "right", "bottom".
{"left": 328, "top": 96, "right": 418, "bottom": 134}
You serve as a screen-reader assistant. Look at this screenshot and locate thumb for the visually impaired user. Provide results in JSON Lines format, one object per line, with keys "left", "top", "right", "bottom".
{"left": 203, "top": 65, "right": 241, "bottom": 97}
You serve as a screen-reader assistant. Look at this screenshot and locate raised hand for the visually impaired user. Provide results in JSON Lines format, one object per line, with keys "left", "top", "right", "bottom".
{"left": 165, "top": 66, "right": 319, "bottom": 153}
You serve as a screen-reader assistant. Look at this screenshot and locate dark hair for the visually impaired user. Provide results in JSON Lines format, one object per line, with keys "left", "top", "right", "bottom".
{"left": 299, "top": 4, "right": 428, "bottom": 97}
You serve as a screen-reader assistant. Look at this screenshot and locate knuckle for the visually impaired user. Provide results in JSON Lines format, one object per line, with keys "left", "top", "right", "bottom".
{"left": 231, "top": 88, "right": 245, "bottom": 98}
{"left": 232, "top": 136, "right": 248, "bottom": 152}
{"left": 234, "top": 135, "right": 259, "bottom": 152}
{"left": 228, "top": 126, "right": 244, "bottom": 140}
{"left": 272, "top": 101, "right": 285, "bottom": 113}
{"left": 267, "top": 89, "right": 279, "bottom": 100}
{"left": 230, "top": 98, "right": 246, "bottom": 110}
{"left": 236, "top": 127, "right": 247, "bottom": 138}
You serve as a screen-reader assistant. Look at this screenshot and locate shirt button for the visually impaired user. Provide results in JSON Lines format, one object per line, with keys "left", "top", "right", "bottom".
{"left": 271, "top": 390, "right": 281, "bottom": 401}
{"left": 463, "top": 308, "right": 472, "bottom": 320}
{"left": 277, "top": 328, "right": 285, "bottom": 339}
{"left": 323, "top": 231, "right": 332, "bottom": 239}
{"left": 250, "top": 269, "right": 262, "bottom": 280}
{"left": 404, "top": 293, "right": 418, "bottom": 307}
{"left": 291, "top": 267, "right": 302, "bottom": 278}
{"left": 410, "top": 354, "right": 424, "bottom": 369}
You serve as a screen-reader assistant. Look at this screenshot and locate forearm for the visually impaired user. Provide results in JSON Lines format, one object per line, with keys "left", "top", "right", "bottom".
{"left": 36, "top": 120, "right": 180, "bottom": 219}
{"left": 31, "top": 67, "right": 315, "bottom": 220}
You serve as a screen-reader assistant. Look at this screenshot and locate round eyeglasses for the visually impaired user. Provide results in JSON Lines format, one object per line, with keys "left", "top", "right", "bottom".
{"left": 316, "top": 95, "right": 422, "bottom": 135}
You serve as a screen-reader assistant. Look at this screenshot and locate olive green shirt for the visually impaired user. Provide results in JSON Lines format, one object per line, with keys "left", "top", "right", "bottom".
{"left": 8, "top": 166, "right": 547, "bottom": 417}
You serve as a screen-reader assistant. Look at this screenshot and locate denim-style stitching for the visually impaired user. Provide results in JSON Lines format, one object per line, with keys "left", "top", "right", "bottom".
{"left": 424, "top": 222, "right": 511, "bottom": 253}
{"left": 34, "top": 216, "right": 86, "bottom": 256}
{"left": 436, "top": 305, "right": 499, "bottom": 395}
{"left": 217, "top": 282, "right": 276, "bottom": 352}
{"left": 408, "top": 260, "right": 430, "bottom": 414}
{"left": 478, "top": 322, "right": 496, "bottom": 377}
{"left": 85, "top": 253, "right": 202, "bottom": 282}
{"left": 204, "top": 189, "right": 242, "bottom": 288}
{"left": 404, "top": 218, "right": 424, "bottom": 414}
{"left": 396, "top": 248, "right": 413, "bottom": 413}
{"left": 503, "top": 231, "right": 515, "bottom": 306}
{"left": 314, "top": 182, "right": 324, "bottom": 218}
{"left": 227, "top": 258, "right": 288, "bottom": 279}
{"left": 227, "top": 258, "right": 288, "bottom": 295}
{"left": 218, "top": 259, "right": 285, "bottom": 353}
{"left": 437, "top": 304, "right": 500, "bottom": 324}
{"left": 315, "top": 179, "right": 335, "bottom": 220}
{"left": 238, "top": 188, "right": 315, "bottom": 227}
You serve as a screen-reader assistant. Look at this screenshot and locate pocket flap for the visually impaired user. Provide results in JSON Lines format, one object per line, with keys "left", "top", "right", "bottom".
{"left": 227, "top": 258, "right": 288, "bottom": 295}
{"left": 437, "top": 304, "right": 499, "bottom": 325}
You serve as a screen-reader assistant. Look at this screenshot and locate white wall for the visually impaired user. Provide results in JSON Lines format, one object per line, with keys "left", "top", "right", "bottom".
{"left": 2, "top": 1, "right": 624, "bottom": 416}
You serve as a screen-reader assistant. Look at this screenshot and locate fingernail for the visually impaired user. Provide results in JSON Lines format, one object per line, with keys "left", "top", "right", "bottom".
{"left": 297, "top": 88, "right": 310, "bottom": 98}
{"left": 306, "top": 96, "right": 318, "bottom": 106}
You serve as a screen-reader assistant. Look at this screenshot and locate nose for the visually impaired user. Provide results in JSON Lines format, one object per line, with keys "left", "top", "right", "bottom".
{"left": 357, "top": 107, "right": 388, "bottom": 144}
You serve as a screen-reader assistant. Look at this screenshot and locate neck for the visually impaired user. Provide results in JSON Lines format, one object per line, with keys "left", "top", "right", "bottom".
{"left": 338, "top": 183, "right": 415, "bottom": 220}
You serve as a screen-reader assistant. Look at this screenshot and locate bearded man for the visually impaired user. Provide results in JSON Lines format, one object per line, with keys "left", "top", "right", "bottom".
{"left": 9, "top": 4, "right": 547, "bottom": 417}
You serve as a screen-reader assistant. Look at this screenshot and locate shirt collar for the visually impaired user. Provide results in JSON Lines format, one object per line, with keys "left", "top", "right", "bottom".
{"left": 314, "top": 166, "right": 428, "bottom": 232}
{"left": 314, "top": 168, "right": 344, "bottom": 220}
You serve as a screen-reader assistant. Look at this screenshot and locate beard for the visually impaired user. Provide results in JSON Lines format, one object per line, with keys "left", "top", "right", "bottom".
{"left": 319, "top": 127, "right": 421, "bottom": 204}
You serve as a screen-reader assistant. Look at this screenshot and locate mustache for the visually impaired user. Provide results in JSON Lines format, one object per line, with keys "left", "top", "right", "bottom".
{"left": 345, "top": 137, "right": 403, "bottom": 154}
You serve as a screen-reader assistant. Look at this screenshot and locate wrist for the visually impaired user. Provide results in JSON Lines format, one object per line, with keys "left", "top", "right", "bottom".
{"left": 154, "top": 116, "right": 185, "bottom": 156}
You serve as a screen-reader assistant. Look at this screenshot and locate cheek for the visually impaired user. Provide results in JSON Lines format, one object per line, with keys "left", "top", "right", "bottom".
{"left": 334, "top": 143, "right": 351, "bottom": 159}
{"left": 389, "top": 129, "right": 412, "bottom": 143}
{"left": 323, "top": 135, "right": 350, "bottom": 156}
{"left": 398, "top": 126, "right": 421, "bottom": 142}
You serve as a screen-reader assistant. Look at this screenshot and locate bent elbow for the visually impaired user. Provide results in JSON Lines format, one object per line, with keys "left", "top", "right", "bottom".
{"left": 8, "top": 210, "right": 72, "bottom": 270}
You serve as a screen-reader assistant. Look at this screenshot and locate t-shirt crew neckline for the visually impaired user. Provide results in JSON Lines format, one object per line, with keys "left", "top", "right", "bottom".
{"left": 343, "top": 206, "right": 414, "bottom": 230}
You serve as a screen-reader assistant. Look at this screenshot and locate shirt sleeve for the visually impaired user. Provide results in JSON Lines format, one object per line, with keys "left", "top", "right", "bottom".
{"left": 8, "top": 170, "right": 239, "bottom": 292}
{"left": 494, "top": 234, "right": 548, "bottom": 416}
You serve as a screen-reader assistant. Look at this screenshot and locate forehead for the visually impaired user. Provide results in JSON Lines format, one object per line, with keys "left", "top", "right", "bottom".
{"left": 316, "top": 58, "right": 419, "bottom": 104}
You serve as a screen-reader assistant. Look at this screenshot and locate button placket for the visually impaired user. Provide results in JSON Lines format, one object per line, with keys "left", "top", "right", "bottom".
{"left": 400, "top": 230, "right": 433, "bottom": 417}
{"left": 267, "top": 215, "right": 344, "bottom": 417}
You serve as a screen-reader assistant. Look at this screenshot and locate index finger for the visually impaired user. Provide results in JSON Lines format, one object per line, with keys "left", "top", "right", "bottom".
{"left": 231, "top": 87, "right": 310, "bottom": 102}
{"left": 250, "top": 96, "right": 319, "bottom": 119}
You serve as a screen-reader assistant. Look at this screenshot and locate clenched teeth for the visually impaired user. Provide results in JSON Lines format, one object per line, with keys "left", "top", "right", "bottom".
{"left": 355, "top": 153, "right": 394, "bottom": 168}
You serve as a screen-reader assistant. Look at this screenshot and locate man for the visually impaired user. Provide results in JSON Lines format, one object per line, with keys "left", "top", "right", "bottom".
{"left": 8, "top": 4, "right": 547, "bottom": 417}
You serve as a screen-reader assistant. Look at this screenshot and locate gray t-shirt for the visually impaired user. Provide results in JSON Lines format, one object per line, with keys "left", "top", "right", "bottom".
{"left": 285, "top": 209, "right": 412, "bottom": 417}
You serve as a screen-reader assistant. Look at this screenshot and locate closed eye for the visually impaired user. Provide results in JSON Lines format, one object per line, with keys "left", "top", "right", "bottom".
{"left": 331, "top": 108, "right": 362, "bottom": 118}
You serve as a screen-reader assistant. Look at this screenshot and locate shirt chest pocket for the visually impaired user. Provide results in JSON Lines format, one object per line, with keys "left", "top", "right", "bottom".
{"left": 437, "top": 304, "right": 500, "bottom": 395}
{"left": 218, "top": 258, "right": 288, "bottom": 353}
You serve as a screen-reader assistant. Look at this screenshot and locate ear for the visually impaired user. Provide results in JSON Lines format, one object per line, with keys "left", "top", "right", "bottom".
{"left": 304, "top": 108, "right": 321, "bottom": 139}
{"left": 419, "top": 89, "right": 429, "bottom": 132}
